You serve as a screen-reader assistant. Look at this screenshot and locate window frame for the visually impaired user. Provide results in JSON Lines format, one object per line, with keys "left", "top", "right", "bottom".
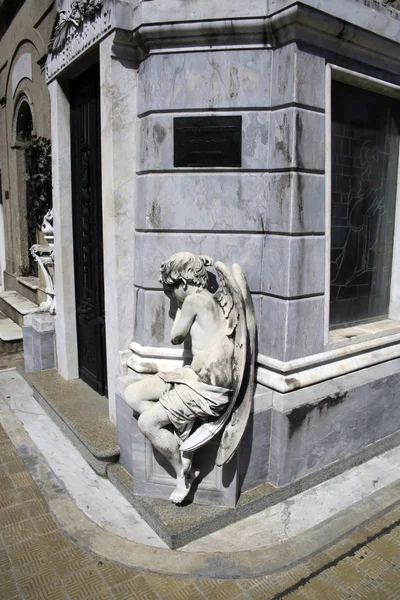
{"left": 325, "top": 64, "right": 400, "bottom": 347}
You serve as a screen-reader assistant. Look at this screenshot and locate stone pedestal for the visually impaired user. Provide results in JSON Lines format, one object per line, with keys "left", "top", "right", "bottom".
{"left": 23, "top": 313, "right": 56, "bottom": 373}
{"left": 116, "top": 377, "right": 272, "bottom": 506}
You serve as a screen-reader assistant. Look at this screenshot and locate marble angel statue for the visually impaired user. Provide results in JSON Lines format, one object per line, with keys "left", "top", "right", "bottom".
{"left": 124, "top": 252, "right": 255, "bottom": 504}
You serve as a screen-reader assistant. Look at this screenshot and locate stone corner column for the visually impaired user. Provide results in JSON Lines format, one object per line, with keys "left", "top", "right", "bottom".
{"left": 48, "top": 79, "right": 79, "bottom": 380}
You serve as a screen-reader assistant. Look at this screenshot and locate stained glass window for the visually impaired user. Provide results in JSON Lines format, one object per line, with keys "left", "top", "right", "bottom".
{"left": 330, "top": 81, "right": 400, "bottom": 329}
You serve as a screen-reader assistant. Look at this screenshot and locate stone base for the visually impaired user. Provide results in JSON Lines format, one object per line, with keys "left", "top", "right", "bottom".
{"left": 116, "top": 377, "right": 273, "bottom": 507}
{"left": 22, "top": 313, "right": 56, "bottom": 372}
{"left": 268, "top": 357, "right": 400, "bottom": 487}
{"left": 117, "top": 357, "right": 400, "bottom": 508}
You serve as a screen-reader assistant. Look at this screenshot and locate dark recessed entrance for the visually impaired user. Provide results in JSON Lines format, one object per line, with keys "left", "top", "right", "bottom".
{"left": 70, "top": 62, "right": 107, "bottom": 395}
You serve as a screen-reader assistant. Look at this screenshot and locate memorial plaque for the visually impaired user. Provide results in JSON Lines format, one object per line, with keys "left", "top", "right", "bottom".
{"left": 174, "top": 116, "right": 242, "bottom": 167}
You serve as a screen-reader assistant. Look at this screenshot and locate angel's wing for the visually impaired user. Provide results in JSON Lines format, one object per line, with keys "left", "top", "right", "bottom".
{"left": 180, "top": 261, "right": 247, "bottom": 453}
{"left": 216, "top": 264, "right": 256, "bottom": 466}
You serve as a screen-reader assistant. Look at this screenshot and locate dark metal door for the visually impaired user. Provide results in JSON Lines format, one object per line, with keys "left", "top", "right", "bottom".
{"left": 70, "top": 63, "right": 107, "bottom": 395}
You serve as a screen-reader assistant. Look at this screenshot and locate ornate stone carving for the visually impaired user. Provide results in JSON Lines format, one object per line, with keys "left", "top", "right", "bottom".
{"left": 124, "top": 252, "right": 255, "bottom": 504}
{"left": 49, "top": 0, "right": 104, "bottom": 54}
{"left": 30, "top": 210, "right": 56, "bottom": 315}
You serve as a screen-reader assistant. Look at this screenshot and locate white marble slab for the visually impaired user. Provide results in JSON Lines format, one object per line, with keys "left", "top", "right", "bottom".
{"left": 0, "top": 370, "right": 167, "bottom": 549}
{"left": 0, "top": 317, "right": 22, "bottom": 341}
{"left": 0, "top": 290, "right": 38, "bottom": 315}
{"left": 180, "top": 445, "right": 400, "bottom": 552}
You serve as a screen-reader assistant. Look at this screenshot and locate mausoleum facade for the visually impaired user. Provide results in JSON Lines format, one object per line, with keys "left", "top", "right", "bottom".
{"left": 38, "top": 0, "right": 400, "bottom": 515}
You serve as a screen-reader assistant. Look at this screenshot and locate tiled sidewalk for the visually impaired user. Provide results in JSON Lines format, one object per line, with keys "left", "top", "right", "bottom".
{"left": 1, "top": 423, "right": 400, "bottom": 600}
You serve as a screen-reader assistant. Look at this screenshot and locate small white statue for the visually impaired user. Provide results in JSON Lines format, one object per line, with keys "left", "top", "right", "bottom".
{"left": 124, "top": 252, "right": 255, "bottom": 504}
{"left": 30, "top": 209, "right": 56, "bottom": 314}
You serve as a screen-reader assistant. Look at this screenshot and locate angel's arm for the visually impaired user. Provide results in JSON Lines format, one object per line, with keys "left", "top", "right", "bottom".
{"left": 171, "top": 296, "right": 197, "bottom": 345}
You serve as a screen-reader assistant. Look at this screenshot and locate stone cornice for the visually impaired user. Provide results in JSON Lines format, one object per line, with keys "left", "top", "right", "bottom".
{"left": 131, "top": 2, "right": 400, "bottom": 73}
{"left": 45, "top": 1, "right": 400, "bottom": 80}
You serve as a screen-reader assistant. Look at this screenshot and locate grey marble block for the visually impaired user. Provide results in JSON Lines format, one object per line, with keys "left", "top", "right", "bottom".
{"left": 268, "top": 369, "right": 400, "bottom": 486}
{"left": 271, "top": 43, "right": 326, "bottom": 109}
{"left": 268, "top": 172, "right": 325, "bottom": 234}
{"left": 259, "top": 295, "right": 325, "bottom": 360}
{"left": 32, "top": 331, "right": 55, "bottom": 372}
{"left": 268, "top": 108, "right": 325, "bottom": 171}
{"left": 23, "top": 314, "right": 56, "bottom": 373}
{"left": 22, "top": 326, "right": 34, "bottom": 373}
{"left": 115, "top": 392, "right": 135, "bottom": 476}
{"left": 136, "top": 173, "right": 267, "bottom": 232}
{"left": 134, "top": 232, "right": 263, "bottom": 292}
{"left": 261, "top": 235, "right": 325, "bottom": 297}
{"left": 139, "top": 49, "right": 272, "bottom": 114}
{"left": 239, "top": 408, "right": 271, "bottom": 492}
{"left": 136, "top": 172, "right": 325, "bottom": 235}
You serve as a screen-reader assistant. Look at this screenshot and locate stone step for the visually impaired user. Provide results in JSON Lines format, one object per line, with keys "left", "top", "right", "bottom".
{"left": 0, "top": 311, "right": 23, "bottom": 354}
{"left": 19, "top": 366, "right": 120, "bottom": 475}
{"left": 16, "top": 276, "right": 40, "bottom": 305}
{"left": 0, "top": 290, "right": 38, "bottom": 327}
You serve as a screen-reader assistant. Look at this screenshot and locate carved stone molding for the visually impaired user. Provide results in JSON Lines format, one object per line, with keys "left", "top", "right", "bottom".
{"left": 49, "top": 0, "right": 104, "bottom": 55}
{"left": 46, "top": 1, "right": 112, "bottom": 81}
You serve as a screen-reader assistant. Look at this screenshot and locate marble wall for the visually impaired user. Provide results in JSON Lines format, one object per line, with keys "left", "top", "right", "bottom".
{"left": 134, "top": 43, "right": 327, "bottom": 362}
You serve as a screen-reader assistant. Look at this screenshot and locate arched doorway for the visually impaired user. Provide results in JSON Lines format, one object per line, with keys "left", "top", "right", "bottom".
{"left": 12, "top": 96, "right": 52, "bottom": 277}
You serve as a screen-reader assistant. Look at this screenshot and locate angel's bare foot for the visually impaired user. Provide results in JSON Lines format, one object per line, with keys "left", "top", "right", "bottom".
{"left": 170, "top": 466, "right": 200, "bottom": 504}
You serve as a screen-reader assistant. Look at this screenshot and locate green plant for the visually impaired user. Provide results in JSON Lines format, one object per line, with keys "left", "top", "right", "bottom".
{"left": 18, "top": 264, "right": 32, "bottom": 277}
{"left": 24, "top": 137, "right": 52, "bottom": 275}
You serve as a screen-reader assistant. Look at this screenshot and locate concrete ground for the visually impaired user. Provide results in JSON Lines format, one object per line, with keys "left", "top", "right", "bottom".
{"left": 1, "top": 366, "right": 400, "bottom": 598}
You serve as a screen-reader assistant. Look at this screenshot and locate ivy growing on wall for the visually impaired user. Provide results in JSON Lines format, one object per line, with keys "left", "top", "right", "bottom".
{"left": 24, "top": 137, "right": 52, "bottom": 275}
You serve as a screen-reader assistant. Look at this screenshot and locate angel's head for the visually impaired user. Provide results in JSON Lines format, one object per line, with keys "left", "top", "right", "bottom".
{"left": 159, "top": 252, "right": 214, "bottom": 299}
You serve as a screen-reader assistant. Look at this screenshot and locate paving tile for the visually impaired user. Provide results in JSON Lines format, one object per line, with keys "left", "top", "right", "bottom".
{"left": 347, "top": 546, "right": 393, "bottom": 579}
{"left": 370, "top": 569, "right": 400, "bottom": 599}
{"left": 9, "top": 471, "right": 33, "bottom": 489}
{"left": 0, "top": 503, "right": 29, "bottom": 527}
{"left": 18, "top": 485, "right": 43, "bottom": 503}
{"left": 14, "top": 556, "right": 56, "bottom": 588}
{"left": 0, "top": 548, "right": 12, "bottom": 574}
{"left": 24, "top": 579, "right": 66, "bottom": 600}
{"left": 7, "top": 536, "right": 49, "bottom": 568}
{"left": 18, "top": 571, "right": 59, "bottom": 597}
{"left": 0, "top": 475, "right": 15, "bottom": 492}
{"left": 37, "top": 530, "right": 72, "bottom": 553}
{"left": 62, "top": 566, "right": 107, "bottom": 600}
{"left": 0, "top": 571, "right": 19, "bottom": 598}
{"left": 298, "top": 573, "right": 348, "bottom": 600}
{"left": 367, "top": 537, "right": 400, "bottom": 565}
{"left": 325, "top": 556, "right": 373, "bottom": 593}
{"left": 236, "top": 577, "right": 263, "bottom": 592}
{"left": 162, "top": 583, "right": 204, "bottom": 600}
{"left": 86, "top": 592, "right": 113, "bottom": 600}
{"left": 23, "top": 497, "right": 50, "bottom": 518}
{"left": 4, "top": 458, "right": 26, "bottom": 476}
{"left": 283, "top": 590, "right": 309, "bottom": 600}
{"left": 141, "top": 572, "right": 190, "bottom": 597}
{"left": 0, "top": 444, "right": 18, "bottom": 464}
{"left": 304, "top": 551, "right": 333, "bottom": 574}
{"left": 243, "top": 578, "right": 288, "bottom": 599}
{"left": 325, "top": 537, "right": 357, "bottom": 559}
{"left": 31, "top": 513, "right": 58, "bottom": 535}
{"left": 111, "top": 575, "right": 159, "bottom": 600}
{"left": 1, "top": 518, "right": 37, "bottom": 546}
{"left": 346, "top": 527, "right": 373, "bottom": 547}
{"left": 95, "top": 561, "right": 139, "bottom": 588}
{"left": 195, "top": 578, "right": 244, "bottom": 600}
{"left": 0, "top": 489, "right": 20, "bottom": 510}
